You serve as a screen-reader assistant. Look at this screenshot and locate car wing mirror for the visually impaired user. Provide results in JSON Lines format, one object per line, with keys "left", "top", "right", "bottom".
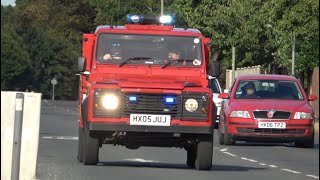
{"left": 218, "top": 93, "right": 229, "bottom": 99}
{"left": 308, "top": 94, "right": 317, "bottom": 101}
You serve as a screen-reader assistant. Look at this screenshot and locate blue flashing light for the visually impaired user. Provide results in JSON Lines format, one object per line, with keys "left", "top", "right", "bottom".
{"left": 165, "top": 96, "right": 175, "bottom": 104}
{"left": 159, "top": 15, "right": 173, "bottom": 24}
{"left": 128, "top": 96, "right": 137, "bottom": 102}
{"left": 126, "top": 14, "right": 143, "bottom": 24}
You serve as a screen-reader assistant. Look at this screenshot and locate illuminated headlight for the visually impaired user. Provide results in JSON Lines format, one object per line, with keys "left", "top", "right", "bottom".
{"left": 185, "top": 99, "right": 198, "bottom": 112}
{"left": 230, "top": 111, "right": 251, "bottom": 118}
{"left": 293, "top": 112, "right": 312, "bottom": 119}
{"left": 101, "top": 94, "right": 119, "bottom": 110}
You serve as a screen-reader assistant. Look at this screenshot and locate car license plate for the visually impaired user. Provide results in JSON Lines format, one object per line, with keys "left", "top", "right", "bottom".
{"left": 130, "top": 114, "right": 171, "bottom": 126}
{"left": 258, "top": 122, "right": 286, "bottom": 129}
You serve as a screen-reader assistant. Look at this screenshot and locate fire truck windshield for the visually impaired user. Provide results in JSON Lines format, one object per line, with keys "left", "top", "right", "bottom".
{"left": 96, "top": 33, "right": 203, "bottom": 67}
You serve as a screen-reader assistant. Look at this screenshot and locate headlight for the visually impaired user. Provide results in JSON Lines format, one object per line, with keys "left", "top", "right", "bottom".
{"left": 230, "top": 111, "right": 251, "bottom": 118}
{"left": 293, "top": 112, "right": 312, "bottom": 119}
{"left": 101, "top": 94, "right": 119, "bottom": 110}
{"left": 185, "top": 99, "right": 198, "bottom": 112}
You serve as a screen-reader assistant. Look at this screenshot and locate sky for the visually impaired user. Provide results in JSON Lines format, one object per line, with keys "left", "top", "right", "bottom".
{"left": 1, "top": 0, "right": 15, "bottom": 6}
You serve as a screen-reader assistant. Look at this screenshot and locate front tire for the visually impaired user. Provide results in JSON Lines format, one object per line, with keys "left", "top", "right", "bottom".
{"left": 77, "top": 127, "right": 84, "bottom": 162}
{"left": 218, "top": 130, "right": 225, "bottom": 145}
{"left": 82, "top": 125, "right": 99, "bottom": 165}
{"left": 295, "top": 134, "right": 314, "bottom": 148}
{"left": 186, "top": 145, "right": 196, "bottom": 168}
{"left": 195, "top": 136, "right": 213, "bottom": 170}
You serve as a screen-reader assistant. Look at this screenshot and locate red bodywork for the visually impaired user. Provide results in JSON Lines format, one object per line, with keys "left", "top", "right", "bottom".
{"left": 219, "top": 74, "right": 316, "bottom": 142}
{"left": 78, "top": 24, "right": 213, "bottom": 130}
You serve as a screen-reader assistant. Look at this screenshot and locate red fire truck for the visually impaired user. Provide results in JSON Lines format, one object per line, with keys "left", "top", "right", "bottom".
{"left": 77, "top": 14, "right": 220, "bottom": 170}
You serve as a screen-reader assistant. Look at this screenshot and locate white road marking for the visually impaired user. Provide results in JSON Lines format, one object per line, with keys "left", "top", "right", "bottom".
{"left": 123, "top": 158, "right": 160, "bottom": 163}
{"left": 306, "top": 175, "right": 319, "bottom": 179}
{"left": 241, "top": 157, "right": 249, "bottom": 160}
{"left": 219, "top": 149, "right": 316, "bottom": 178}
{"left": 219, "top": 148, "right": 228, "bottom": 152}
{"left": 281, "top": 169, "right": 301, "bottom": 174}
{"left": 223, "top": 152, "right": 237, "bottom": 157}
{"left": 42, "top": 136, "right": 78, "bottom": 140}
{"left": 247, "top": 159, "right": 258, "bottom": 163}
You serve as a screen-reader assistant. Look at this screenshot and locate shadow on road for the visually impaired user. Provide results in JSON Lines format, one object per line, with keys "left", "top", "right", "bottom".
{"left": 99, "top": 161, "right": 267, "bottom": 172}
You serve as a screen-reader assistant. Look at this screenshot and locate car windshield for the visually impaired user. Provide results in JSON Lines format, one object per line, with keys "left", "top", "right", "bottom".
{"left": 96, "top": 33, "right": 203, "bottom": 66}
{"left": 234, "top": 80, "right": 304, "bottom": 100}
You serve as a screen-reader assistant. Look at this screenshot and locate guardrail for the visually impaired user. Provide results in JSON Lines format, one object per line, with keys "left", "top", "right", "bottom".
{"left": 1, "top": 91, "right": 42, "bottom": 180}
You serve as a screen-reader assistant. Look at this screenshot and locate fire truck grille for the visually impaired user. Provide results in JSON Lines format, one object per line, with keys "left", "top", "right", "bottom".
{"left": 122, "top": 93, "right": 182, "bottom": 118}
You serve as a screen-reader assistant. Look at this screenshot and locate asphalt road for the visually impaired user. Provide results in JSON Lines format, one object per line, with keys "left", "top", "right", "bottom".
{"left": 36, "top": 100, "right": 319, "bottom": 180}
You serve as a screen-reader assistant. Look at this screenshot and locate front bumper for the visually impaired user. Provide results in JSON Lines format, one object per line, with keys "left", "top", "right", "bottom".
{"left": 89, "top": 123, "right": 213, "bottom": 134}
{"left": 230, "top": 133, "right": 313, "bottom": 143}
{"left": 226, "top": 119, "right": 314, "bottom": 141}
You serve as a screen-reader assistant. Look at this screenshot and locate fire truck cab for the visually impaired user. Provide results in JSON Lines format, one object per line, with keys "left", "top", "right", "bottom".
{"left": 77, "top": 14, "right": 220, "bottom": 170}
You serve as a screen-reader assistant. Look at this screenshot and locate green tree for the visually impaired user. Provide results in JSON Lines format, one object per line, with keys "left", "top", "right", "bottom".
{"left": 1, "top": 25, "right": 31, "bottom": 90}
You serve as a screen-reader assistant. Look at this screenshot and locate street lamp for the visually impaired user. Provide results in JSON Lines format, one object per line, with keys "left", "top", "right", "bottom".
{"left": 51, "top": 77, "right": 57, "bottom": 100}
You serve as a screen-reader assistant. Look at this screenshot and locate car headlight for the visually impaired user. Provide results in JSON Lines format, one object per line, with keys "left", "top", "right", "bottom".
{"left": 293, "top": 112, "right": 312, "bottom": 119}
{"left": 101, "top": 94, "right": 119, "bottom": 110}
{"left": 230, "top": 111, "right": 251, "bottom": 118}
{"left": 185, "top": 99, "right": 198, "bottom": 112}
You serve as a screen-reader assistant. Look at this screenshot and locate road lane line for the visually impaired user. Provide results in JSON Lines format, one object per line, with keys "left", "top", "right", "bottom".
{"left": 123, "top": 158, "right": 160, "bottom": 163}
{"left": 281, "top": 169, "right": 301, "bottom": 174}
{"left": 247, "top": 159, "right": 258, "bottom": 163}
{"left": 306, "top": 175, "right": 319, "bottom": 179}
{"left": 269, "top": 165, "right": 278, "bottom": 168}
{"left": 220, "top": 148, "right": 228, "bottom": 152}
{"left": 223, "top": 152, "right": 237, "bottom": 157}
{"left": 259, "top": 163, "right": 266, "bottom": 166}
{"left": 42, "top": 136, "right": 78, "bottom": 140}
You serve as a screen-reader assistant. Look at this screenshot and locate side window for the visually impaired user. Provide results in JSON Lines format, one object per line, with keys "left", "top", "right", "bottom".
{"left": 209, "top": 79, "right": 220, "bottom": 93}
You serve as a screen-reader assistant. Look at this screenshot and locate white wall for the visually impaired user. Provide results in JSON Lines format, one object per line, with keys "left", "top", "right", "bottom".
{"left": 1, "top": 91, "right": 42, "bottom": 180}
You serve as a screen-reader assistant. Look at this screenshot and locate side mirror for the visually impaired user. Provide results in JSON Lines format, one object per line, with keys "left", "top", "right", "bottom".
{"left": 218, "top": 93, "right": 229, "bottom": 99}
{"left": 78, "top": 56, "right": 86, "bottom": 72}
{"left": 308, "top": 94, "right": 317, "bottom": 101}
{"left": 208, "top": 61, "right": 220, "bottom": 77}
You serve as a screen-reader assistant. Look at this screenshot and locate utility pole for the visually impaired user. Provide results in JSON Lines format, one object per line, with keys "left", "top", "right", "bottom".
{"left": 291, "top": 34, "right": 295, "bottom": 76}
{"left": 232, "top": 46, "right": 236, "bottom": 80}
{"left": 161, "top": 0, "right": 164, "bottom": 16}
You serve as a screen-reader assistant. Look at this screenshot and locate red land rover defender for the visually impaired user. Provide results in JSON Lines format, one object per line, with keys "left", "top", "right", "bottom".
{"left": 76, "top": 14, "right": 220, "bottom": 170}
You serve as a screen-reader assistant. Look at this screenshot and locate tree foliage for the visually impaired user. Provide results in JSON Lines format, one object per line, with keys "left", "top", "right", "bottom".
{"left": 1, "top": 0, "right": 318, "bottom": 98}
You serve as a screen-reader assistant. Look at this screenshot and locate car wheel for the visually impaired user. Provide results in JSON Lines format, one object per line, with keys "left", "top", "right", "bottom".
{"left": 82, "top": 125, "right": 99, "bottom": 165}
{"left": 295, "top": 134, "right": 314, "bottom": 148}
{"left": 218, "top": 131, "right": 224, "bottom": 145}
{"left": 224, "top": 131, "right": 235, "bottom": 145}
{"left": 195, "top": 136, "right": 213, "bottom": 170}
{"left": 77, "top": 127, "right": 84, "bottom": 162}
{"left": 186, "top": 145, "right": 196, "bottom": 168}
{"left": 214, "top": 122, "right": 219, "bottom": 129}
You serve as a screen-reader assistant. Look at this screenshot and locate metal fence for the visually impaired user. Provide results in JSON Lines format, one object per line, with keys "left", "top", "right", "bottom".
{"left": 310, "top": 67, "right": 319, "bottom": 119}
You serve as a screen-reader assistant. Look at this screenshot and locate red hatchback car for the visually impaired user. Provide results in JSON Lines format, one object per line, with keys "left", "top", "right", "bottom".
{"left": 218, "top": 74, "right": 317, "bottom": 148}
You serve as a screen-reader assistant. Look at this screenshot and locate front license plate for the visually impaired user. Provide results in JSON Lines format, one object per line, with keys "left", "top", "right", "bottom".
{"left": 130, "top": 114, "right": 171, "bottom": 126}
{"left": 258, "top": 122, "right": 286, "bottom": 129}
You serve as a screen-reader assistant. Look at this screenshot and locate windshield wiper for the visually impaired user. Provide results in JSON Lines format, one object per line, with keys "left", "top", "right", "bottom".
{"left": 161, "top": 59, "right": 193, "bottom": 69}
{"left": 118, "top": 57, "right": 152, "bottom": 67}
